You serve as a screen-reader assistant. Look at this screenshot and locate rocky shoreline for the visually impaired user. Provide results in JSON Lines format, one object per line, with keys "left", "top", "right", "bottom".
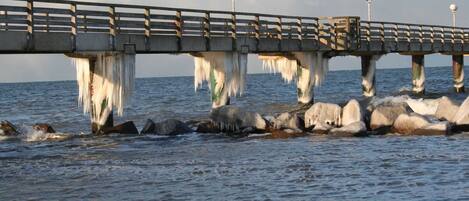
{"left": 2, "top": 95, "right": 469, "bottom": 140}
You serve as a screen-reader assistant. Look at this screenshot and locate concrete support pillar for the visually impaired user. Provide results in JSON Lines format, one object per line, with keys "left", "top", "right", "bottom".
{"left": 412, "top": 55, "right": 425, "bottom": 94}
{"left": 297, "top": 66, "right": 314, "bottom": 104}
{"left": 361, "top": 55, "right": 379, "bottom": 97}
{"left": 452, "top": 55, "right": 465, "bottom": 93}
{"left": 89, "top": 58, "right": 113, "bottom": 134}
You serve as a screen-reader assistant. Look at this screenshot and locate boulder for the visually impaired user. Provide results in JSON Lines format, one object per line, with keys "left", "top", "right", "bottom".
{"left": 329, "top": 121, "right": 368, "bottom": 137}
{"left": 0, "top": 120, "right": 20, "bottom": 136}
{"left": 312, "top": 123, "right": 333, "bottom": 135}
{"left": 414, "top": 122, "right": 450, "bottom": 136}
{"left": 305, "top": 102, "right": 342, "bottom": 128}
{"left": 452, "top": 96, "right": 469, "bottom": 125}
{"left": 196, "top": 120, "right": 220, "bottom": 133}
{"left": 272, "top": 112, "right": 303, "bottom": 131}
{"left": 406, "top": 98, "right": 441, "bottom": 116}
{"left": 210, "top": 106, "right": 267, "bottom": 132}
{"left": 32, "top": 123, "right": 56, "bottom": 134}
{"left": 392, "top": 113, "right": 430, "bottom": 135}
{"left": 265, "top": 129, "right": 307, "bottom": 139}
{"left": 151, "top": 119, "right": 193, "bottom": 136}
{"left": 102, "top": 121, "right": 139, "bottom": 135}
{"left": 370, "top": 104, "right": 410, "bottom": 132}
{"left": 435, "top": 96, "right": 459, "bottom": 121}
{"left": 342, "top": 99, "right": 363, "bottom": 126}
{"left": 140, "top": 119, "right": 156, "bottom": 134}
{"left": 367, "top": 95, "right": 410, "bottom": 112}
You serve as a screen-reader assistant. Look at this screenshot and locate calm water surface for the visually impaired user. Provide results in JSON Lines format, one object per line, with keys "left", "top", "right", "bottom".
{"left": 0, "top": 67, "right": 468, "bottom": 200}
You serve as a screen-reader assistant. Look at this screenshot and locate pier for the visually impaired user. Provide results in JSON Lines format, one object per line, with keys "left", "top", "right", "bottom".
{"left": 0, "top": 0, "right": 467, "bottom": 132}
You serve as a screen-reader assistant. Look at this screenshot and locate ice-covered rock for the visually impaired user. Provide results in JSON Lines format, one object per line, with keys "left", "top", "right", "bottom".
{"left": 367, "top": 95, "right": 410, "bottom": 112}
{"left": 392, "top": 113, "right": 449, "bottom": 135}
{"left": 452, "top": 96, "right": 469, "bottom": 125}
{"left": 435, "top": 96, "right": 459, "bottom": 121}
{"left": 272, "top": 112, "right": 303, "bottom": 130}
{"left": 305, "top": 102, "right": 342, "bottom": 128}
{"left": 329, "top": 121, "right": 367, "bottom": 137}
{"left": 312, "top": 123, "right": 333, "bottom": 134}
{"left": 406, "top": 98, "right": 440, "bottom": 116}
{"left": 370, "top": 104, "right": 410, "bottom": 131}
{"left": 210, "top": 106, "right": 267, "bottom": 132}
{"left": 0, "top": 120, "right": 20, "bottom": 136}
{"left": 392, "top": 113, "right": 430, "bottom": 134}
{"left": 342, "top": 99, "right": 363, "bottom": 126}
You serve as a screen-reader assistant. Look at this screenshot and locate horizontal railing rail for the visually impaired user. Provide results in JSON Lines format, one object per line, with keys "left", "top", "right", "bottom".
{"left": 0, "top": 0, "right": 469, "bottom": 52}
{"left": 0, "top": 0, "right": 320, "bottom": 41}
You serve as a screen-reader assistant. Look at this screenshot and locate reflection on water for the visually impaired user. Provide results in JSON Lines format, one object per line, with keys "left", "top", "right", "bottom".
{"left": 0, "top": 67, "right": 469, "bottom": 200}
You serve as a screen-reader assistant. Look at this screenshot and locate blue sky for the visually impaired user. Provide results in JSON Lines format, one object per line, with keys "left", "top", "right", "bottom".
{"left": 0, "top": 0, "right": 467, "bottom": 83}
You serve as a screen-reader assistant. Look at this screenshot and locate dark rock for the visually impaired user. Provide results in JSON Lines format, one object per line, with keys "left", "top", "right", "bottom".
{"left": 264, "top": 129, "right": 307, "bottom": 139}
{"left": 0, "top": 120, "right": 20, "bottom": 136}
{"left": 102, "top": 121, "right": 139, "bottom": 135}
{"left": 32, "top": 123, "right": 56, "bottom": 133}
{"left": 153, "top": 119, "right": 193, "bottom": 136}
{"left": 196, "top": 121, "right": 220, "bottom": 133}
{"left": 140, "top": 119, "right": 156, "bottom": 134}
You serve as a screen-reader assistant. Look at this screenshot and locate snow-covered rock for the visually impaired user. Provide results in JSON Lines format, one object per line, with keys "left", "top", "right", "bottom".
{"left": 305, "top": 102, "right": 342, "bottom": 128}
{"left": 210, "top": 106, "right": 267, "bottom": 132}
{"left": 406, "top": 98, "right": 440, "bottom": 116}
{"left": 435, "top": 96, "right": 459, "bottom": 121}
{"left": 370, "top": 104, "right": 409, "bottom": 131}
{"left": 452, "top": 96, "right": 469, "bottom": 125}
{"left": 342, "top": 99, "right": 363, "bottom": 126}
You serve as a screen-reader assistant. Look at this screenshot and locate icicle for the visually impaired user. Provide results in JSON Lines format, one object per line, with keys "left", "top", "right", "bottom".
{"left": 259, "top": 55, "right": 298, "bottom": 83}
{"left": 72, "top": 52, "right": 136, "bottom": 126}
{"left": 314, "top": 52, "right": 329, "bottom": 86}
{"left": 193, "top": 52, "right": 248, "bottom": 108}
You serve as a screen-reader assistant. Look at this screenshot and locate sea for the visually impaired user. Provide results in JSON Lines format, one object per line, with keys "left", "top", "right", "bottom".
{"left": 0, "top": 66, "right": 468, "bottom": 200}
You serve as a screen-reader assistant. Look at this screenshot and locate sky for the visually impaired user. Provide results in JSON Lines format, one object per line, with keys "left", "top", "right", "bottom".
{"left": 0, "top": 0, "right": 468, "bottom": 83}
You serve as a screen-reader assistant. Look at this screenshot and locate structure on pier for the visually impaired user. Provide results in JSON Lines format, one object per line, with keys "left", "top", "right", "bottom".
{"left": 0, "top": 0, "right": 467, "bottom": 132}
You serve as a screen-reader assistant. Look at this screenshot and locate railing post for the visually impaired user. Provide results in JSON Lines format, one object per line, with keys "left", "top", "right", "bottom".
{"left": 175, "top": 10, "right": 182, "bottom": 51}
{"left": 366, "top": 22, "right": 371, "bottom": 51}
{"left": 406, "top": 25, "right": 411, "bottom": 50}
{"left": 45, "top": 13, "right": 49, "bottom": 32}
{"left": 203, "top": 12, "right": 210, "bottom": 51}
{"left": 26, "top": 0, "right": 34, "bottom": 50}
{"left": 254, "top": 15, "right": 260, "bottom": 50}
{"left": 70, "top": 3, "right": 77, "bottom": 51}
{"left": 451, "top": 27, "right": 455, "bottom": 51}
{"left": 440, "top": 27, "right": 445, "bottom": 45}
{"left": 419, "top": 25, "right": 423, "bottom": 51}
{"left": 393, "top": 24, "right": 398, "bottom": 49}
{"left": 380, "top": 23, "right": 385, "bottom": 50}
{"left": 430, "top": 26, "right": 434, "bottom": 50}
{"left": 276, "top": 17, "right": 282, "bottom": 40}
{"left": 83, "top": 15, "right": 88, "bottom": 32}
{"left": 144, "top": 8, "right": 151, "bottom": 50}
{"left": 297, "top": 17, "right": 303, "bottom": 49}
{"left": 231, "top": 13, "right": 237, "bottom": 50}
{"left": 109, "top": 6, "right": 116, "bottom": 50}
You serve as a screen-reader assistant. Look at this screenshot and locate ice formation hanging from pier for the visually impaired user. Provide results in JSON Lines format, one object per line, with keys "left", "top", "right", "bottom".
{"left": 259, "top": 52, "right": 329, "bottom": 103}
{"left": 73, "top": 52, "right": 136, "bottom": 126}
{"left": 193, "top": 52, "right": 248, "bottom": 108}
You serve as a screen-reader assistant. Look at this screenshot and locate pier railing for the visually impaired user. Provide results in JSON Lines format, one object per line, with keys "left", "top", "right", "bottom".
{"left": 360, "top": 21, "right": 469, "bottom": 52}
{"left": 1, "top": 0, "right": 469, "bottom": 53}
{"left": 0, "top": 0, "right": 319, "bottom": 40}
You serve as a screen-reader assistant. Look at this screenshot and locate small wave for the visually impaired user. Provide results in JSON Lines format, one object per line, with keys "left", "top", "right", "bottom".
{"left": 23, "top": 129, "right": 71, "bottom": 142}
